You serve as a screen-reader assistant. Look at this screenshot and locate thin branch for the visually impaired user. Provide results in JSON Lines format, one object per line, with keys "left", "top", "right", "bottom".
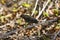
{"left": 48, "top": 2, "right": 53, "bottom": 9}
{"left": 36, "top": 0, "right": 50, "bottom": 19}
{"left": 46, "top": 2, "right": 53, "bottom": 15}
{"left": 0, "top": 20, "right": 15, "bottom": 28}
{"left": 52, "top": 30, "right": 60, "bottom": 40}
{"left": 0, "top": 13, "right": 21, "bottom": 28}
{"left": 0, "top": 17, "right": 59, "bottom": 39}
{"left": 31, "top": 0, "right": 39, "bottom": 16}
{"left": 0, "top": 28, "right": 21, "bottom": 38}
{"left": 26, "top": 17, "right": 59, "bottom": 29}
{"left": 55, "top": 0, "right": 59, "bottom": 9}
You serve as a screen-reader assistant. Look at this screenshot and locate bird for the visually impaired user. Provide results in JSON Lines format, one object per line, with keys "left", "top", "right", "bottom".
{"left": 20, "top": 14, "right": 60, "bottom": 29}
{"left": 20, "top": 14, "right": 38, "bottom": 23}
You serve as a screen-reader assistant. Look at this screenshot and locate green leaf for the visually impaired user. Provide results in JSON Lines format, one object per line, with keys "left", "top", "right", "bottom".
{"left": 22, "top": 2, "right": 31, "bottom": 8}
{"left": 54, "top": 9, "right": 58, "bottom": 14}
{"left": 12, "top": 7, "right": 18, "bottom": 12}
{"left": 43, "top": 11, "right": 49, "bottom": 17}
{"left": 0, "top": 15, "right": 2, "bottom": 18}
{"left": 16, "top": 19, "right": 22, "bottom": 24}
{"left": 24, "top": 22, "right": 28, "bottom": 28}
{"left": 57, "top": 23, "right": 60, "bottom": 26}
{"left": 0, "top": 16, "right": 5, "bottom": 19}
{"left": 31, "top": 10, "right": 38, "bottom": 15}
{"left": 55, "top": 14, "right": 58, "bottom": 16}
{"left": 53, "top": 9, "right": 58, "bottom": 16}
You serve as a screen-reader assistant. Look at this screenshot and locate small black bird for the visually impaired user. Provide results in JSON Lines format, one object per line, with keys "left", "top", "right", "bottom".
{"left": 20, "top": 15, "right": 38, "bottom": 23}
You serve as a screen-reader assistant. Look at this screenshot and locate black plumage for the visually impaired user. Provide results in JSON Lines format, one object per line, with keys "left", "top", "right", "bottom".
{"left": 20, "top": 15, "right": 38, "bottom": 23}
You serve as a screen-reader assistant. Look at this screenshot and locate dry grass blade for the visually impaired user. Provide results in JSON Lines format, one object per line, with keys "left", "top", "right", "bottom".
{"left": 55, "top": 0, "right": 59, "bottom": 9}
{"left": 0, "top": 28, "right": 21, "bottom": 38}
{"left": 46, "top": 2, "right": 53, "bottom": 15}
{"left": 52, "top": 30, "right": 60, "bottom": 40}
{"left": 48, "top": 2, "right": 53, "bottom": 9}
{"left": 31, "top": 0, "right": 39, "bottom": 16}
{"left": 0, "top": 0, "right": 60, "bottom": 40}
{"left": 0, "top": 19, "right": 16, "bottom": 28}
{"left": 36, "top": 0, "right": 50, "bottom": 19}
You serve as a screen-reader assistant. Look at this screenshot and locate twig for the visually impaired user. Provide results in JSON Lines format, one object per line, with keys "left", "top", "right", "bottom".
{"left": 0, "top": 13, "right": 21, "bottom": 28}
{"left": 0, "top": 18, "right": 16, "bottom": 28}
{"left": 46, "top": 2, "right": 53, "bottom": 16}
{"left": 55, "top": 0, "right": 59, "bottom": 9}
{"left": 26, "top": 17, "right": 59, "bottom": 29}
{"left": 0, "top": 17, "right": 59, "bottom": 39}
{"left": 31, "top": 0, "right": 39, "bottom": 16}
{"left": 0, "top": 28, "right": 21, "bottom": 38}
{"left": 52, "top": 30, "right": 60, "bottom": 40}
{"left": 36, "top": 0, "right": 50, "bottom": 19}
{"left": 48, "top": 2, "right": 53, "bottom": 9}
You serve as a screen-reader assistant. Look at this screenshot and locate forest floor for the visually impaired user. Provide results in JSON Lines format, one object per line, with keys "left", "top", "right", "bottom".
{"left": 0, "top": 0, "right": 60, "bottom": 40}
